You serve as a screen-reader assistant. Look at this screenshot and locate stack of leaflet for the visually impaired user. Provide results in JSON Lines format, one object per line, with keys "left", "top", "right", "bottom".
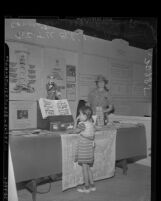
{"left": 111, "top": 120, "right": 141, "bottom": 129}
{"left": 9, "top": 129, "right": 53, "bottom": 136}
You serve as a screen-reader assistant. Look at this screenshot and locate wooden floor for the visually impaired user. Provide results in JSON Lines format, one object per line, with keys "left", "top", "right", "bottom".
{"left": 17, "top": 163, "right": 151, "bottom": 201}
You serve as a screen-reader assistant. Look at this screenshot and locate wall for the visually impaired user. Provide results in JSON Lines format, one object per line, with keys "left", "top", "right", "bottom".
{"left": 5, "top": 19, "right": 152, "bottom": 121}
{"left": 79, "top": 36, "right": 152, "bottom": 116}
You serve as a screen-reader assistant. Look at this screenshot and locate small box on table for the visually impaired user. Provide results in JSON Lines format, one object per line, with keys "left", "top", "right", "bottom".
{"left": 49, "top": 115, "right": 74, "bottom": 131}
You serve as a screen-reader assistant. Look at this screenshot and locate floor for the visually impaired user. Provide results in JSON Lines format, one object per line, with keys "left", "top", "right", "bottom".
{"left": 17, "top": 163, "right": 151, "bottom": 201}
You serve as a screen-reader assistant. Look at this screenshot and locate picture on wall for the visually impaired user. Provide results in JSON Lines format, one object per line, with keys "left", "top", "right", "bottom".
{"left": 9, "top": 101, "right": 37, "bottom": 130}
{"left": 66, "top": 65, "right": 76, "bottom": 82}
{"left": 7, "top": 41, "right": 43, "bottom": 101}
{"left": 17, "top": 110, "right": 28, "bottom": 119}
{"left": 9, "top": 50, "right": 36, "bottom": 94}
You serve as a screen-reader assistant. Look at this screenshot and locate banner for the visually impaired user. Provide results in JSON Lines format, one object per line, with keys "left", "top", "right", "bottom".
{"left": 61, "top": 128, "right": 117, "bottom": 191}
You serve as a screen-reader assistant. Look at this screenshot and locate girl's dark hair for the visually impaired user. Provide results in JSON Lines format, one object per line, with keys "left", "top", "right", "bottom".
{"left": 79, "top": 106, "right": 93, "bottom": 120}
{"left": 76, "top": 100, "right": 86, "bottom": 118}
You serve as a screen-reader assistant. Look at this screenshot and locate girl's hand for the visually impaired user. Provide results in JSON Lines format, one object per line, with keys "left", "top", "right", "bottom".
{"left": 66, "top": 129, "right": 75, "bottom": 134}
{"left": 77, "top": 122, "right": 86, "bottom": 131}
{"left": 66, "top": 128, "right": 81, "bottom": 134}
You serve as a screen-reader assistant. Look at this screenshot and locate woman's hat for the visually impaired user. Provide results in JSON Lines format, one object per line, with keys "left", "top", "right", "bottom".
{"left": 95, "top": 75, "right": 108, "bottom": 84}
{"left": 47, "top": 75, "right": 55, "bottom": 79}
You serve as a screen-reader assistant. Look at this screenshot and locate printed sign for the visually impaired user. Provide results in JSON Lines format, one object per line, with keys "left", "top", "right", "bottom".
{"left": 39, "top": 98, "right": 72, "bottom": 119}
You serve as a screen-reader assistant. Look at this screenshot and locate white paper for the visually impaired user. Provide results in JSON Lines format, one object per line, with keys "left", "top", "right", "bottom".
{"left": 39, "top": 98, "right": 72, "bottom": 119}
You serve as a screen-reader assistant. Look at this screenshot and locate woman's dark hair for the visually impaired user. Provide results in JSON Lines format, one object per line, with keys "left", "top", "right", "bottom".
{"left": 79, "top": 106, "right": 93, "bottom": 120}
{"left": 95, "top": 80, "right": 109, "bottom": 92}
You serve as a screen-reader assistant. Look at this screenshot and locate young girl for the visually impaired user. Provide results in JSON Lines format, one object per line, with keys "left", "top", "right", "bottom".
{"left": 74, "top": 106, "right": 96, "bottom": 193}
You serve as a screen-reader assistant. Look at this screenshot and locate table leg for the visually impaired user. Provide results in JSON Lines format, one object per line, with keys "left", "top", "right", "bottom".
{"left": 26, "top": 180, "right": 37, "bottom": 201}
{"left": 116, "top": 159, "right": 128, "bottom": 175}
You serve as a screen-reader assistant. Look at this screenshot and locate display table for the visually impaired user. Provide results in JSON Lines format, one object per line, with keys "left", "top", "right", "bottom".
{"left": 109, "top": 115, "right": 151, "bottom": 167}
{"left": 9, "top": 124, "right": 147, "bottom": 201}
{"left": 10, "top": 133, "right": 62, "bottom": 183}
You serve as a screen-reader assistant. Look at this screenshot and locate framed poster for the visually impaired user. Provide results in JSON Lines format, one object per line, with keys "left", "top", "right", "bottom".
{"left": 9, "top": 101, "right": 37, "bottom": 130}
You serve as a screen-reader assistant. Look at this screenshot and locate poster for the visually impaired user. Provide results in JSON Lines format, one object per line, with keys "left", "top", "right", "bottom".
{"left": 7, "top": 42, "right": 43, "bottom": 101}
{"left": 9, "top": 50, "right": 35, "bottom": 93}
{"left": 61, "top": 128, "right": 116, "bottom": 191}
{"left": 9, "top": 101, "right": 37, "bottom": 130}
{"left": 66, "top": 83, "right": 76, "bottom": 101}
{"left": 39, "top": 98, "right": 72, "bottom": 118}
{"left": 66, "top": 65, "right": 76, "bottom": 82}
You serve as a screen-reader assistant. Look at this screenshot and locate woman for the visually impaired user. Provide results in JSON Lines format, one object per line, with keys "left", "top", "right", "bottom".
{"left": 87, "top": 75, "right": 114, "bottom": 124}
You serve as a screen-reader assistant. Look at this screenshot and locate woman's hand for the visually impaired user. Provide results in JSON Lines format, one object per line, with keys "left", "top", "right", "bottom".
{"left": 104, "top": 104, "right": 114, "bottom": 114}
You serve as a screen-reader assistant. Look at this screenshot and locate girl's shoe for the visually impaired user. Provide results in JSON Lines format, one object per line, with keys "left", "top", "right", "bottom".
{"left": 77, "top": 186, "right": 90, "bottom": 193}
{"left": 90, "top": 184, "right": 96, "bottom": 191}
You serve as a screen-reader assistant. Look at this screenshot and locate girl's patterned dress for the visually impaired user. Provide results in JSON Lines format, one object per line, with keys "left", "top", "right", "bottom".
{"left": 76, "top": 121, "right": 95, "bottom": 167}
